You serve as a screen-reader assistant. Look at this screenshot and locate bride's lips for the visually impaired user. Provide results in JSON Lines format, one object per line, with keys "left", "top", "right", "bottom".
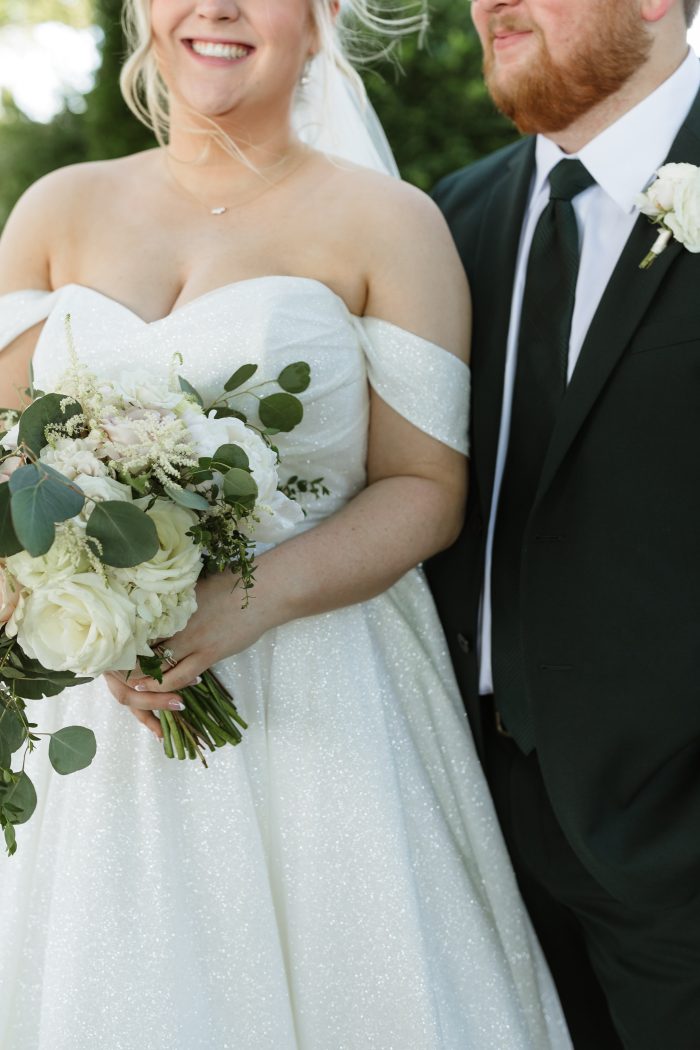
{"left": 183, "top": 39, "right": 255, "bottom": 67}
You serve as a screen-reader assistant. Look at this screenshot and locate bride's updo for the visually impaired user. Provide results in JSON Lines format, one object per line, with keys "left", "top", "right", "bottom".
{"left": 119, "top": 0, "right": 427, "bottom": 146}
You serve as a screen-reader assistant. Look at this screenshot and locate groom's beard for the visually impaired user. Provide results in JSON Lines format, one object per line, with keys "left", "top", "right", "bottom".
{"left": 483, "top": 7, "right": 652, "bottom": 135}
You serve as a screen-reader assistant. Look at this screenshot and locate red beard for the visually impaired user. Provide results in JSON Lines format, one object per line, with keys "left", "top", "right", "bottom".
{"left": 483, "top": 7, "right": 652, "bottom": 135}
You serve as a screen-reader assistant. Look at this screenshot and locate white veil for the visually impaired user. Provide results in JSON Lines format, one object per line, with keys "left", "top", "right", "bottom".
{"left": 292, "top": 51, "right": 400, "bottom": 179}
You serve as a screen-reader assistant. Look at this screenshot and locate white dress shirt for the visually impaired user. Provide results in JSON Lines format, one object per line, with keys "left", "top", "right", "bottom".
{"left": 479, "top": 49, "right": 700, "bottom": 695}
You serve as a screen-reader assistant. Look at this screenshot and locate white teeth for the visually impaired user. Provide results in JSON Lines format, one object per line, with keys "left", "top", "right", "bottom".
{"left": 191, "top": 41, "right": 249, "bottom": 59}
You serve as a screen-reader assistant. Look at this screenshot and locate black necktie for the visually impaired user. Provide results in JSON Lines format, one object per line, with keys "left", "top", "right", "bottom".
{"left": 491, "top": 159, "right": 596, "bottom": 753}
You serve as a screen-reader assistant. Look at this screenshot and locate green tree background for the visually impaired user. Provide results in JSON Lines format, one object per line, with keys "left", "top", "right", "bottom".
{"left": 0, "top": 0, "right": 519, "bottom": 228}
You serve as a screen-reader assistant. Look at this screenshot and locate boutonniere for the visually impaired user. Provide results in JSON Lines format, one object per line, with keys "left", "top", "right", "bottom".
{"left": 636, "top": 163, "right": 700, "bottom": 270}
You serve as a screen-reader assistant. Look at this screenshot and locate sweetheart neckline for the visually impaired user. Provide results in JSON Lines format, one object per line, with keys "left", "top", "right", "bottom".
{"left": 58, "top": 275, "right": 355, "bottom": 327}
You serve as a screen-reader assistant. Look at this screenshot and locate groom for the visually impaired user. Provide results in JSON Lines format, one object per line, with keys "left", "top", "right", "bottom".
{"left": 429, "top": 0, "right": 700, "bottom": 1046}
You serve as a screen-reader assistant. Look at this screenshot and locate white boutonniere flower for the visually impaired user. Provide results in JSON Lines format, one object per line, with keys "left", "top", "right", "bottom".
{"left": 636, "top": 162, "right": 700, "bottom": 270}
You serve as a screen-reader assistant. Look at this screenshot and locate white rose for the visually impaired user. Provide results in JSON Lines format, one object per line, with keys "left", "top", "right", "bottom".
{"left": 16, "top": 573, "right": 137, "bottom": 676}
{"left": 115, "top": 370, "right": 187, "bottom": 414}
{"left": 75, "top": 472, "right": 133, "bottom": 507}
{"left": 664, "top": 170, "right": 700, "bottom": 253}
{"left": 639, "top": 163, "right": 700, "bottom": 214}
{"left": 114, "top": 499, "right": 201, "bottom": 595}
{"left": 0, "top": 563, "right": 20, "bottom": 624}
{"left": 39, "top": 435, "right": 108, "bottom": 481}
{"left": 6, "top": 525, "right": 90, "bottom": 591}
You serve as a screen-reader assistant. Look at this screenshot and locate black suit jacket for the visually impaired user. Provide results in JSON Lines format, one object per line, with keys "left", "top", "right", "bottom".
{"left": 428, "top": 86, "right": 700, "bottom": 910}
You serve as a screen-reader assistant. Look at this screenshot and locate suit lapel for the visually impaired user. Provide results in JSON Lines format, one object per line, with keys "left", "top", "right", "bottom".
{"left": 535, "top": 91, "right": 700, "bottom": 503}
{"left": 472, "top": 138, "right": 536, "bottom": 517}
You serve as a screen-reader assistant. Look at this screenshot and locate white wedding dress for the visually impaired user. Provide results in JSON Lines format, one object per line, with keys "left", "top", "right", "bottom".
{"left": 0, "top": 278, "right": 570, "bottom": 1050}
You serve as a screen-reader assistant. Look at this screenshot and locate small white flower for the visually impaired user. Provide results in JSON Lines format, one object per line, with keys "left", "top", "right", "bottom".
{"left": 39, "top": 434, "right": 108, "bottom": 480}
{"left": 637, "top": 162, "right": 700, "bottom": 268}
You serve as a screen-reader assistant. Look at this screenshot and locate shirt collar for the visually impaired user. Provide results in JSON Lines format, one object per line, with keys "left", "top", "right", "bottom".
{"left": 533, "top": 49, "right": 700, "bottom": 214}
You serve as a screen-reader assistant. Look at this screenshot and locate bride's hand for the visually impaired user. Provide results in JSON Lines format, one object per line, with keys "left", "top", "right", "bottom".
{"left": 106, "top": 571, "right": 273, "bottom": 736}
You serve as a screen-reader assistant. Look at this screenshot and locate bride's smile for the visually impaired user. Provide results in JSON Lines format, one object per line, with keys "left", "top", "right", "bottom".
{"left": 151, "top": 0, "right": 317, "bottom": 126}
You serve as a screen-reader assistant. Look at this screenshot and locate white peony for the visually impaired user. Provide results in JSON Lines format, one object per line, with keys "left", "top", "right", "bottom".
{"left": 15, "top": 573, "right": 137, "bottom": 676}
{"left": 131, "top": 587, "right": 198, "bottom": 655}
{"left": 114, "top": 498, "right": 201, "bottom": 595}
{"left": 6, "top": 524, "right": 90, "bottom": 591}
{"left": 39, "top": 434, "right": 108, "bottom": 481}
{"left": 184, "top": 411, "right": 303, "bottom": 541}
{"left": 74, "top": 472, "right": 133, "bottom": 514}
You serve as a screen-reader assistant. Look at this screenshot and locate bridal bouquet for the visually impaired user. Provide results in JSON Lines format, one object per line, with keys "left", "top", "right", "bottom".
{"left": 0, "top": 316, "right": 312, "bottom": 854}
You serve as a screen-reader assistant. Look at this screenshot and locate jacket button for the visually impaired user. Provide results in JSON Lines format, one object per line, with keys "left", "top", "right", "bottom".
{"left": 457, "top": 633, "right": 472, "bottom": 654}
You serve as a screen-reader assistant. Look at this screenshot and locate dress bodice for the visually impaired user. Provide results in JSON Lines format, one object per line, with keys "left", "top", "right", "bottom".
{"left": 0, "top": 277, "right": 470, "bottom": 526}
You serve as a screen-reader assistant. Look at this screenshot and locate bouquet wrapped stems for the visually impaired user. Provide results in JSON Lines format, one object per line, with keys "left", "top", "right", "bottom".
{"left": 154, "top": 662, "right": 248, "bottom": 766}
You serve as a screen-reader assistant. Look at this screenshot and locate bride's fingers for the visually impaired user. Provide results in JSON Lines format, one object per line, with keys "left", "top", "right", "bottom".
{"left": 131, "top": 657, "right": 204, "bottom": 695}
{"left": 131, "top": 707, "right": 164, "bottom": 739}
{"left": 103, "top": 672, "right": 188, "bottom": 712}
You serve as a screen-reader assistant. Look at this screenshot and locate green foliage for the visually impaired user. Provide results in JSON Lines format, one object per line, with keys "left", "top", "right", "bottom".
{"left": 9, "top": 462, "right": 85, "bottom": 556}
{"left": 48, "top": 725, "right": 97, "bottom": 775}
{"left": 85, "top": 500, "right": 160, "bottom": 567}
{"left": 0, "top": 0, "right": 518, "bottom": 229}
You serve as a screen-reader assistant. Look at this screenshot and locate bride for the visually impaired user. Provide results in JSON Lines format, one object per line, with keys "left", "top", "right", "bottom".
{"left": 0, "top": 1, "right": 571, "bottom": 1047}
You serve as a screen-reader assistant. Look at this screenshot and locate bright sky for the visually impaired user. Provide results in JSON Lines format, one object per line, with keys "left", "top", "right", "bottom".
{"left": 1, "top": 18, "right": 700, "bottom": 123}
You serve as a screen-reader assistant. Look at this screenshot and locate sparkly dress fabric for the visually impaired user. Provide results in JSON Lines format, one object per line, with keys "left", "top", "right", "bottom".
{"left": 0, "top": 279, "right": 570, "bottom": 1050}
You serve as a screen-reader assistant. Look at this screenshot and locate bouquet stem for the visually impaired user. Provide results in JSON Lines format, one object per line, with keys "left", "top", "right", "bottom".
{"left": 157, "top": 668, "right": 247, "bottom": 765}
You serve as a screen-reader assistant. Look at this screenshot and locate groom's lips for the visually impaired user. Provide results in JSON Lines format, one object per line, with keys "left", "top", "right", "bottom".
{"left": 492, "top": 30, "right": 533, "bottom": 51}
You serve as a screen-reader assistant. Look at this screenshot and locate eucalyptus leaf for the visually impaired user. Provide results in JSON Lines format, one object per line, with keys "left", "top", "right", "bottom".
{"left": 212, "top": 407, "right": 248, "bottom": 422}
{"left": 178, "top": 376, "right": 204, "bottom": 407}
{"left": 0, "top": 706, "right": 25, "bottom": 756}
{"left": 0, "top": 771, "right": 37, "bottom": 824}
{"left": 9, "top": 463, "right": 85, "bottom": 557}
{"left": 0, "top": 482, "right": 22, "bottom": 557}
{"left": 223, "top": 468, "right": 258, "bottom": 511}
{"left": 48, "top": 726, "right": 97, "bottom": 775}
{"left": 163, "top": 483, "right": 209, "bottom": 512}
{"left": 3, "top": 820, "right": 16, "bottom": 855}
{"left": 86, "top": 501, "right": 159, "bottom": 568}
{"left": 224, "top": 363, "right": 257, "bottom": 392}
{"left": 211, "top": 444, "right": 250, "bottom": 472}
{"left": 259, "top": 393, "right": 303, "bottom": 433}
{"left": 277, "top": 361, "right": 311, "bottom": 394}
{"left": 17, "top": 393, "right": 82, "bottom": 456}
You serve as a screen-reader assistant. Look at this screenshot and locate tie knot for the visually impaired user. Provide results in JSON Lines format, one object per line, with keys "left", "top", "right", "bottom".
{"left": 548, "top": 159, "right": 595, "bottom": 202}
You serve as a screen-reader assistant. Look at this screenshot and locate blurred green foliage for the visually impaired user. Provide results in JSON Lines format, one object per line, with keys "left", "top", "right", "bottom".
{"left": 0, "top": 0, "right": 519, "bottom": 227}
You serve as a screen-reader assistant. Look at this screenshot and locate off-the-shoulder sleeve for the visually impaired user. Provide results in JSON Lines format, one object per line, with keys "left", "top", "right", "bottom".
{"left": 357, "top": 316, "right": 471, "bottom": 455}
{"left": 0, "top": 290, "right": 58, "bottom": 352}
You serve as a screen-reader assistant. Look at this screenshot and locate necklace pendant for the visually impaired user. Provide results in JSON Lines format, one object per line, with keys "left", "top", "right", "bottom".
{"left": 211, "top": 206, "right": 227, "bottom": 216}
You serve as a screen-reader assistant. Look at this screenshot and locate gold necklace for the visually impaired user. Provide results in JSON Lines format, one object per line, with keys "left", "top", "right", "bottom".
{"left": 162, "top": 147, "right": 309, "bottom": 217}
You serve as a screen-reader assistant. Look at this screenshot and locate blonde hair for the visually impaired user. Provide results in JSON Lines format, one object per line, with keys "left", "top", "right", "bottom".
{"left": 119, "top": 0, "right": 427, "bottom": 149}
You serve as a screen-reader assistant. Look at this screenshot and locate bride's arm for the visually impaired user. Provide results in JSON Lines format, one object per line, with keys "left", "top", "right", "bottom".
{"left": 111, "top": 183, "right": 472, "bottom": 731}
{"left": 0, "top": 177, "right": 55, "bottom": 407}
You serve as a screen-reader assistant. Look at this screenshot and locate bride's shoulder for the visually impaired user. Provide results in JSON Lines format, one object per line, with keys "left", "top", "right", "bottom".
{"left": 0, "top": 151, "right": 158, "bottom": 295}
{"left": 317, "top": 160, "right": 470, "bottom": 358}
{"left": 10, "top": 150, "right": 157, "bottom": 224}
